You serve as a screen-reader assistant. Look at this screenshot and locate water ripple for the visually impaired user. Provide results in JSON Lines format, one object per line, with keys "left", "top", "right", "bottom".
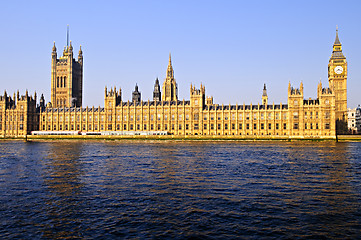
{"left": 0, "top": 141, "right": 360, "bottom": 239}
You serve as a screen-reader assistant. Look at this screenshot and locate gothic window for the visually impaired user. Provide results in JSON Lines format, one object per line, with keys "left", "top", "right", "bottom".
{"left": 325, "top": 112, "right": 330, "bottom": 119}
{"left": 293, "top": 112, "right": 298, "bottom": 119}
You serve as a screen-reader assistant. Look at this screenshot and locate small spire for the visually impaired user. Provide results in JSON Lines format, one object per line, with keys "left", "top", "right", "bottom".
{"left": 262, "top": 83, "right": 267, "bottom": 97}
{"left": 69, "top": 40, "right": 73, "bottom": 51}
{"left": 52, "top": 41, "right": 56, "bottom": 52}
{"left": 167, "top": 53, "right": 174, "bottom": 79}
{"left": 334, "top": 25, "right": 341, "bottom": 45}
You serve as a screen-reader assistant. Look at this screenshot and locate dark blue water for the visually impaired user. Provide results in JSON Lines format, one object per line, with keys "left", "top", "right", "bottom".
{"left": 0, "top": 141, "right": 361, "bottom": 239}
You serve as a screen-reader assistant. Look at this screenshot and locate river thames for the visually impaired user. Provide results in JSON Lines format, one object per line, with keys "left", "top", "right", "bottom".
{"left": 0, "top": 141, "right": 360, "bottom": 239}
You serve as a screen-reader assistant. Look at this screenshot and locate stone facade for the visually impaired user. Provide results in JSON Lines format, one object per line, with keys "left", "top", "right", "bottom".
{"left": 0, "top": 30, "right": 347, "bottom": 138}
{"left": 348, "top": 107, "right": 361, "bottom": 133}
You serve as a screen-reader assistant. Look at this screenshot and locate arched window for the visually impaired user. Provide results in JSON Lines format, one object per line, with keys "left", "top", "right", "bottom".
{"left": 64, "top": 77, "right": 66, "bottom": 87}
{"left": 57, "top": 77, "right": 59, "bottom": 87}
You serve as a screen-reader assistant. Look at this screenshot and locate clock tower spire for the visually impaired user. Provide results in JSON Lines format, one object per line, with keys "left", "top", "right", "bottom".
{"left": 328, "top": 26, "right": 347, "bottom": 128}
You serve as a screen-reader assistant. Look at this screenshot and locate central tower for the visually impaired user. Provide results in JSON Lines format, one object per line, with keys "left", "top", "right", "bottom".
{"left": 328, "top": 27, "right": 347, "bottom": 122}
{"left": 162, "top": 53, "right": 178, "bottom": 101}
{"left": 51, "top": 30, "right": 83, "bottom": 108}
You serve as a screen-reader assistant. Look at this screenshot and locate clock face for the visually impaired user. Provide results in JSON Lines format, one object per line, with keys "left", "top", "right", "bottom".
{"left": 334, "top": 66, "right": 343, "bottom": 74}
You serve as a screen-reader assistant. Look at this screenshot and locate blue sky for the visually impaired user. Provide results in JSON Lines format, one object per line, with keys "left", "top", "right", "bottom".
{"left": 1, "top": 0, "right": 360, "bottom": 107}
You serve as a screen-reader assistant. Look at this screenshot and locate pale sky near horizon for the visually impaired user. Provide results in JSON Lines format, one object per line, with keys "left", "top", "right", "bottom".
{"left": 1, "top": 0, "right": 360, "bottom": 108}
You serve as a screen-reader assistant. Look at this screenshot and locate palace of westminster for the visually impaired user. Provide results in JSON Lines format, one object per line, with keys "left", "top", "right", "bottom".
{"left": 0, "top": 29, "right": 348, "bottom": 138}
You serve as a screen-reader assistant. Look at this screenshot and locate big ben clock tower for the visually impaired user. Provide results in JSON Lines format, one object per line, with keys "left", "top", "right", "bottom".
{"left": 328, "top": 27, "right": 347, "bottom": 124}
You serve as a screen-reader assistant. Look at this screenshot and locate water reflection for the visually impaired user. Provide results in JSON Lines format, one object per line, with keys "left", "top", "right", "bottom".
{"left": 0, "top": 141, "right": 360, "bottom": 239}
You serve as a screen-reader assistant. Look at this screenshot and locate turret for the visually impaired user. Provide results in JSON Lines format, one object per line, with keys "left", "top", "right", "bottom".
{"left": 162, "top": 53, "right": 178, "bottom": 101}
{"left": 132, "top": 84, "right": 141, "bottom": 104}
{"left": 262, "top": 83, "right": 268, "bottom": 105}
{"left": 153, "top": 78, "right": 161, "bottom": 101}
